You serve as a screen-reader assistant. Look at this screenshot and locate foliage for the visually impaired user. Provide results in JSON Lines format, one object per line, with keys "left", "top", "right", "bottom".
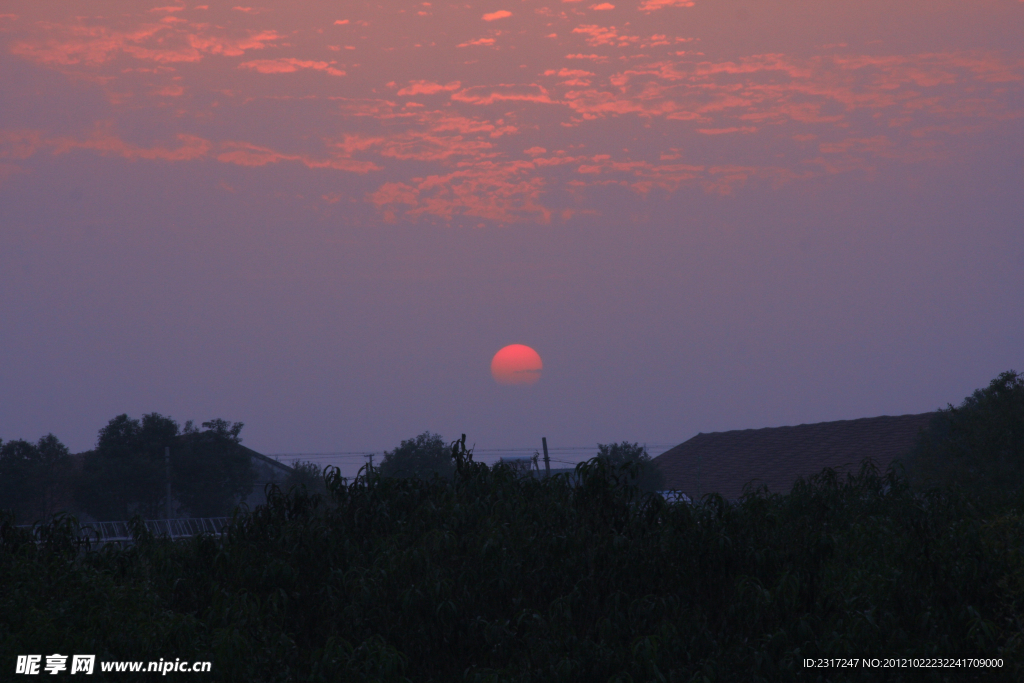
{"left": 171, "top": 420, "right": 255, "bottom": 517}
{"left": 74, "top": 414, "right": 254, "bottom": 521}
{"left": 596, "top": 441, "right": 666, "bottom": 492}
{"left": 0, "top": 434, "right": 73, "bottom": 524}
{"left": 907, "top": 369, "right": 1024, "bottom": 503}
{"left": 75, "top": 413, "right": 179, "bottom": 521}
{"left": 2, "top": 437, "right": 1023, "bottom": 682}
{"left": 378, "top": 431, "right": 454, "bottom": 480}
{"left": 284, "top": 460, "right": 328, "bottom": 496}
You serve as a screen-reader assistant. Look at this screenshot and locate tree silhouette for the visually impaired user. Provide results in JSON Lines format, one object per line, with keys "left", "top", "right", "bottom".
{"left": 76, "top": 414, "right": 255, "bottom": 520}
{"left": 908, "top": 369, "right": 1024, "bottom": 502}
{"left": 596, "top": 441, "right": 666, "bottom": 492}
{"left": 0, "top": 434, "right": 73, "bottom": 523}
{"left": 379, "top": 432, "right": 454, "bottom": 480}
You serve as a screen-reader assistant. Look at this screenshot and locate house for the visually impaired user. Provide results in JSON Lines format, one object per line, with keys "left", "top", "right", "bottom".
{"left": 652, "top": 413, "right": 935, "bottom": 501}
{"left": 241, "top": 446, "right": 294, "bottom": 507}
{"left": 61, "top": 444, "right": 294, "bottom": 522}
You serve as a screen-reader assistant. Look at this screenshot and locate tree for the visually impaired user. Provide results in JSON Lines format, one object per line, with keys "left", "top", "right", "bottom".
{"left": 284, "top": 460, "right": 327, "bottom": 496}
{"left": 171, "top": 420, "right": 255, "bottom": 517}
{"left": 379, "top": 432, "right": 454, "bottom": 480}
{"left": 0, "top": 434, "right": 73, "bottom": 523}
{"left": 595, "top": 441, "right": 666, "bottom": 492}
{"left": 76, "top": 413, "right": 178, "bottom": 521}
{"left": 76, "top": 414, "right": 255, "bottom": 521}
{"left": 906, "top": 370, "right": 1024, "bottom": 502}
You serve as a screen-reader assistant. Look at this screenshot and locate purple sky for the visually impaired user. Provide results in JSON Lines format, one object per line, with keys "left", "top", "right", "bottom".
{"left": 1, "top": 1, "right": 1021, "bottom": 475}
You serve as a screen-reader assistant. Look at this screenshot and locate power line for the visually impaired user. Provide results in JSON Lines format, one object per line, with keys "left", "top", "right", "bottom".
{"left": 265, "top": 444, "right": 678, "bottom": 457}
{"left": 259, "top": 443, "right": 680, "bottom": 473}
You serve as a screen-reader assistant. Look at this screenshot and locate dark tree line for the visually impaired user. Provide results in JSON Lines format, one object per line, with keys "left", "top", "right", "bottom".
{"left": 0, "top": 435, "right": 74, "bottom": 523}
{"left": 5, "top": 367, "right": 1021, "bottom": 524}
{"left": 905, "top": 369, "right": 1024, "bottom": 504}
{"left": 2, "top": 435, "right": 1022, "bottom": 681}
{"left": 0, "top": 414, "right": 255, "bottom": 523}
{"left": 0, "top": 371, "right": 1022, "bottom": 680}
{"left": 375, "top": 432, "right": 666, "bottom": 491}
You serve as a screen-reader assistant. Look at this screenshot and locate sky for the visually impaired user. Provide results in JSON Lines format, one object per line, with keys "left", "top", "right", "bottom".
{"left": 1, "top": 1, "right": 1022, "bottom": 475}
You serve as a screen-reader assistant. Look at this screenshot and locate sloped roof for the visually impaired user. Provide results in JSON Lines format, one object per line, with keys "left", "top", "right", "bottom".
{"left": 70, "top": 444, "right": 293, "bottom": 474}
{"left": 240, "top": 445, "right": 293, "bottom": 474}
{"left": 653, "top": 413, "right": 934, "bottom": 501}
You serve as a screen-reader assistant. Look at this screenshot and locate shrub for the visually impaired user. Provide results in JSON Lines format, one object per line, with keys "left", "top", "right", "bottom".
{"left": 595, "top": 441, "right": 666, "bottom": 492}
{"left": 907, "top": 370, "right": 1024, "bottom": 504}
{"left": 1, "top": 438, "right": 1022, "bottom": 681}
{"left": 378, "top": 431, "right": 454, "bottom": 480}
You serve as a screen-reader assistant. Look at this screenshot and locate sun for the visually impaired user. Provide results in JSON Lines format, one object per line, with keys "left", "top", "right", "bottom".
{"left": 490, "top": 344, "right": 543, "bottom": 385}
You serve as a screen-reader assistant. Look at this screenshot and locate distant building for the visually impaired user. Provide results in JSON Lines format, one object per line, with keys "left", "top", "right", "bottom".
{"left": 498, "top": 455, "right": 538, "bottom": 473}
{"left": 652, "top": 413, "right": 934, "bottom": 501}
{"left": 241, "top": 446, "right": 294, "bottom": 507}
{"left": 64, "top": 445, "right": 294, "bottom": 521}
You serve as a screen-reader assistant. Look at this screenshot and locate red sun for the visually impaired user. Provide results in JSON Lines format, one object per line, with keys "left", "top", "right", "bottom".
{"left": 490, "top": 344, "right": 543, "bottom": 385}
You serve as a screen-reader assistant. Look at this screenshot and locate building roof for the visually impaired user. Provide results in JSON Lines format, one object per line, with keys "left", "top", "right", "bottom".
{"left": 652, "top": 413, "right": 935, "bottom": 501}
{"left": 240, "top": 445, "right": 294, "bottom": 475}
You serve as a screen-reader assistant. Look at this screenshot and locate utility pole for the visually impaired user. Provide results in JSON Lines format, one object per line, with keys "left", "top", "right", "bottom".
{"left": 542, "top": 437, "right": 550, "bottom": 477}
{"left": 365, "top": 453, "right": 374, "bottom": 470}
{"left": 165, "top": 446, "right": 172, "bottom": 521}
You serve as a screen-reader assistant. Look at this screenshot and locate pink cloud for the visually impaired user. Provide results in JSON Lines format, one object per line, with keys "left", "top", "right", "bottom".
{"left": 697, "top": 126, "right": 758, "bottom": 135}
{"left": 216, "top": 141, "right": 380, "bottom": 172}
{"left": 397, "top": 80, "right": 461, "bottom": 96}
{"left": 638, "top": 0, "right": 695, "bottom": 10}
{"left": 154, "top": 84, "right": 185, "bottom": 97}
{"left": 334, "top": 19, "right": 349, "bottom": 25}
{"left": 590, "top": 3, "right": 615, "bottom": 10}
{"left": 569, "top": 155, "right": 807, "bottom": 196}
{"left": 321, "top": 114, "right": 515, "bottom": 166}
{"left": 482, "top": 11, "right": 512, "bottom": 21}
{"left": 30, "top": 125, "right": 387, "bottom": 175}
{"left": 544, "top": 68, "right": 596, "bottom": 78}
{"left": 51, "top": 129, "right": 212, "bottom": 162}
{"left": 429, "top": 115, "right": 517, "bottom": 137}
{"left": 370, "top": 162, "right": 550, "bottom": 224}
{"left": 11, "top": 23, "right": 281, "bottom": 67}
{"left": 562, "top": 87, "right": 680, "bottom": 119}
{"left": 185, "top": 29, "right": 280, "bottom": 57}
{"left": 378, "top": 134, "right": 495, "bottom": 162}
{"left": 573, "top": 25, "right": 638, "bottom": 47}
{"left": 238, "top": 58, "right": 345, "bottom": 76}
{"left": 457, "top": 37, "right": 497, "bottom": 48}
{"left": 6, "top": 5, "right": 1021, "bottom": 218}
{"left": 0, "top": 129, "right": 43, "bottom": 160}
{"left": 451, "top": 84, "right": 554, "bottom": 106}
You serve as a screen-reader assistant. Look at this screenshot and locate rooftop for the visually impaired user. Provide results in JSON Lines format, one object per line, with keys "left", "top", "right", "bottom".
{"left": 653, "top": 413, "right": 935, "bottom": 500}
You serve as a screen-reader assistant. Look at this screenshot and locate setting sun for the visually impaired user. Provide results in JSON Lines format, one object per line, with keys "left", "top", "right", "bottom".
{"left": 490, "top": 345, "right": 543, "bottom": 385}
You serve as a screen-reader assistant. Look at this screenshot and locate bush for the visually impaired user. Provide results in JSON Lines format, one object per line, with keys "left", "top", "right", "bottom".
{"left": 75, "top": 414, "right": 255, "bottom": 520}
{"left": 284, "top": 460, "right": 328, "bottom": 496}
{"left": 0, "top": 434, "right": 74, "bottom": 524}
{"left": 907, "top": 369, "right": 1024, "bottom": 504}
{"left": 2, "top": 438, "right": 1022, "bottom": 681}
{"left": 595, "top": 441, "right": 666, "bottom": 492}
{"left": 378, "top": 432, "right": 453, "bottom": 480}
